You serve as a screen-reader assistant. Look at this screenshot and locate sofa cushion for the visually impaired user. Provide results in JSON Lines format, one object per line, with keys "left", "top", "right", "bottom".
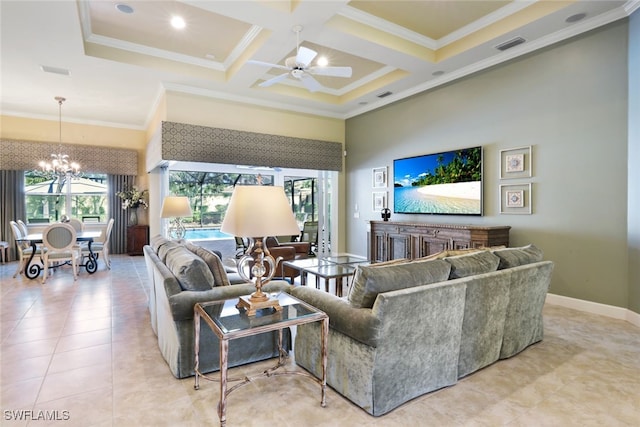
{"left": 183, "top": 242, "right": 230, "bottom": 287}
{"left": 444, "top": 250, "right": 500, "bottom": 279}
{"left": 492, "top": 244, "right": 543, "bottom": 269}
{"left": 348, "top": 259, "right": 451, "bottom": 309}
{"left": 165, "top": 246, "right": 215, "bottom": 291}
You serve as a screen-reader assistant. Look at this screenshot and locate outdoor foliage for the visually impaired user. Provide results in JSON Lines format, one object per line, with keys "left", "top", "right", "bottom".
{"left": 24, "top": 172, "right": 108, "bottom": 222}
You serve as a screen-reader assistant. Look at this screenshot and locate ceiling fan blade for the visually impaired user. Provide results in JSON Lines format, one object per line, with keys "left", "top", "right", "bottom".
{"left": 296, "top": 46, "right": 317, "bottom": 67}
{"left": 299, "top": 73, "right": 323, "bottom": 92}
{"left": 247, "top": 60, "right": 290, "bottom": 71}
{"left": 308, "top": 66, "right": 353, "bottom": 78}
{"left": 258, "top": 72, "right": 290, "bottom": 88}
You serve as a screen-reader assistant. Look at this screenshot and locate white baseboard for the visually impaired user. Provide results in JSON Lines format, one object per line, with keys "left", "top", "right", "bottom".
{"left": 546, "top": 293, "right": 640, "bottom": 328}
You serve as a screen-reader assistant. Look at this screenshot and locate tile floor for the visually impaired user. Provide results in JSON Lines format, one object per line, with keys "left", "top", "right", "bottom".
{"left": 1, "top": 255, "right": 639, "bottom": 426}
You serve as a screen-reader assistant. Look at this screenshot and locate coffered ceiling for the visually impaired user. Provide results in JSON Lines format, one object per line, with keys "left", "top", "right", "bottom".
{"left": 1, "top": 1, "right": 637, "bottom": 129}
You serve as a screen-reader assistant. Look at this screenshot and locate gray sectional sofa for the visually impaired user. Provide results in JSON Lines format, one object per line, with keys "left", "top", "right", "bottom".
{"left": 291, "top": 245, "right": 553, "bottom": 416}
{"left": 143, "top": 235, "right": 292, "bottom": 379}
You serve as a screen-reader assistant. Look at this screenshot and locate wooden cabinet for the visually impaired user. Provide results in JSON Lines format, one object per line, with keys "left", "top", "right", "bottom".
{"left": 368, "top": 221, "right": 510, "bottom": 263}
{"left": 127, "top": 225, "right": 149, "bottom": 256}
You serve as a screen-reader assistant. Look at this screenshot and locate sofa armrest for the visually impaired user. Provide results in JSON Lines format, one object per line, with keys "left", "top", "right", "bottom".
{"left": 291, "top": 286, "right": 382, "bottom": 347}
{"left": 169, "top": 280, "right": 293, "bottom": 321}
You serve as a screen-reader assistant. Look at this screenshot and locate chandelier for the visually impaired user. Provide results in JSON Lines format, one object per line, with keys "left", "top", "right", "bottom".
{"left": 38, "top": 96, "right": 80, "bottom": 179}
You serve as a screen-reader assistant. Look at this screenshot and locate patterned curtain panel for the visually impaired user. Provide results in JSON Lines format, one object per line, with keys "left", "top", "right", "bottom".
{"left": 108, "top": 175, "right": 136, "bottom": 254}
{"left": 0, "top": 170, "right": 26, "bottom": 261}
{"left": 161, "top": 122, "right": 343, "bottom": 172}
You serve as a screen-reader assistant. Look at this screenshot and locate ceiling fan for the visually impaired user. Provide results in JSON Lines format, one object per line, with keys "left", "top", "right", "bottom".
{"left": 248, "top": 25, "right": 352, "bottom": 92}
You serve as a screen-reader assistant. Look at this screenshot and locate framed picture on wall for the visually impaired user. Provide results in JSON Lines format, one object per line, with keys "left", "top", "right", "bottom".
{"left": 500, "top": 146, "right": 532, "bottom": 179}
{"left": 500, "top": 183, "right": 532, "bottom": 214}
{"left": 372, "top": 167, "right": 387, "bottom": 188}
{"left": 373, "top": 191, "right": 387, "bottom": 212}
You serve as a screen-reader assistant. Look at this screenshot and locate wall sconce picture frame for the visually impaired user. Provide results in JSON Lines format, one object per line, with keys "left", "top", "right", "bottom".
{"left": 500, "top": 146, "right": 532, "bottom": 180}
{"left": 500, "top": 183, "right": 532, "bottom": 214}
{"left": 373, "top": 191, "right": 387, "bottom": 212}
{"left": 372, "top": 166, "right": 387, "bottom": 188}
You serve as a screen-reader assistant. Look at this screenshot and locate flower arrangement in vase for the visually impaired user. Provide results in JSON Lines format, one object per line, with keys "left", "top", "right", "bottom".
{"left": 116, "top": 187, "right": 148, "bottom": 225}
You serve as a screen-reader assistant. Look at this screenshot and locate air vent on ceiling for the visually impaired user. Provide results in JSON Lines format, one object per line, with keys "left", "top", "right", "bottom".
{"left": 377, "top": 91, "right": 393, "bottom": 98}
{"left": 40, "top": 65, "right": 70, "bottom": 76}
{"left": 495, "top": 37, "right": 526, "bottom": 52}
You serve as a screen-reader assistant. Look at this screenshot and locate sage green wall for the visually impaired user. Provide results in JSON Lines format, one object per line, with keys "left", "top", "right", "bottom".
{"left": 345, "top": 20, "right": 633, "bottom": 310}
{"left": 628, "top": 12, "right": 640, "bottom": 313}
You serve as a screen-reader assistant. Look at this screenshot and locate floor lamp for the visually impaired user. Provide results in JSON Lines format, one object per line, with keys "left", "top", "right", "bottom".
{"left": 221, "top": 185, "right": 300, "bottom": 315}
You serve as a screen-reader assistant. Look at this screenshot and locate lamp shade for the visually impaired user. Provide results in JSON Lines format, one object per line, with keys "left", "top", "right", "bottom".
{"left": 220, "top": 185, "right": 300, "bottom": 238}
{"left": 160, "top": 196, "right": 193, "bottom": 218}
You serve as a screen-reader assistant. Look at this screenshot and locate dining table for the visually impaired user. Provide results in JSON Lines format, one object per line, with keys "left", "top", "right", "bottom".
{"left": 18, "top": 230, "right": 102, "bottom": 279}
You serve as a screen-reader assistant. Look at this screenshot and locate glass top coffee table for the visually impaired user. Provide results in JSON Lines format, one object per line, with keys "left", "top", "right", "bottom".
{"left": 283, "top": 255, "right": 369, "bottom": 296}
{"left": 194, "top": 292, "right": 328, "bottom": 426}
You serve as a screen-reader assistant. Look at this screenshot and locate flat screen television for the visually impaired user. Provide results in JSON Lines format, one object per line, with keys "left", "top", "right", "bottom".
{"left": 393, "top": 146, "right": 483, "bottom": 216}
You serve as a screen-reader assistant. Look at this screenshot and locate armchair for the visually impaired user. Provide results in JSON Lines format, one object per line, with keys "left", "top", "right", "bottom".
{"left": 265, "top": 236, "right": 310, "bottom": 283}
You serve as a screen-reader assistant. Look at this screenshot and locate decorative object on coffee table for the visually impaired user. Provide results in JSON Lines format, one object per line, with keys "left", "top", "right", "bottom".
{"left": 221, "top": 185, "right": 300, "bottom": 315}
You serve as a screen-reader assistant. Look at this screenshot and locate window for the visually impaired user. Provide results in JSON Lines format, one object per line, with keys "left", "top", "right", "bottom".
{"left": 168, "top": 171, "right": 273, "bottom": 228}
{"left": 284, "top": 177, "right": 317, "bottom": 225}
{"left": 24, "top": 172, "right": 108, "bottom": 223}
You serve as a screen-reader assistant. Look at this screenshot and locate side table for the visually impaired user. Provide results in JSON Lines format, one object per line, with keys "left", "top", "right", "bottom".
{"left": 194, "top": 292, "right": 328, "bottom": 426}
{"left": 127, "top": 225, "right": 149, "bottom": 256}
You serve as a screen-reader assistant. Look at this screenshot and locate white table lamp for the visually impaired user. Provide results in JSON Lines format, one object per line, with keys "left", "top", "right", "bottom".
{"left": 161, "top": 196, "right": 193, "bottom": 240}
{"left": 221, "top": 185, "right": 300, "bottom": 315}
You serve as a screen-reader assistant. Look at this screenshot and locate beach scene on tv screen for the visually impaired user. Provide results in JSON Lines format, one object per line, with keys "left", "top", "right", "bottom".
{"left": 394, "top": 147, "right": 482, "bottom": 215}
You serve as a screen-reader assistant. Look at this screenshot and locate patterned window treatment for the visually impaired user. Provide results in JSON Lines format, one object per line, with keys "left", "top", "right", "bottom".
{"left": 108, "top": 175, "right": 136, "bottom": 254}
{"left": 0, "top": 170, "right": 26, "bottom": 261}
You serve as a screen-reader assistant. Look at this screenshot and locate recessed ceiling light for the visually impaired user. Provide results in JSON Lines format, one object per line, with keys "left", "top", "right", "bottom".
{"left": 317, "top": 56, "right": 328, "bottom": 67}
{"left": 115, "top": 4, "right": 134, "bottom": 14}
{"left": 432, "top": 70, "right": 445, "bottom": 76}
{"left": 171, "top": 16, "right": 186, "bottom": 29}
{"left": 566, "top": 13, "right": 587, "bottom": 23}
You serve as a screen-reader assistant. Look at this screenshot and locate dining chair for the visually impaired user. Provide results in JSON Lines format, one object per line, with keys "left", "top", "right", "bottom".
{"left": 0, "top": 239, "right": 8, "bottom": 263}
{"left": 16, "top": 219, "right": 28, "bottom": 236}
{"left": 41, "top": 223, "right": 80, "bottom": 284}
{"left": 82, "top": 218, "right": 114, "bottom": 269}
{"left": 68, "top": 218, "right": 84, "bottom": 233}
{"left": 9, "top": 220, "right": 45, "bottom": 278}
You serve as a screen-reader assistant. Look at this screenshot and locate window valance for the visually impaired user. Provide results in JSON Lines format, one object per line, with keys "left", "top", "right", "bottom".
{"left": 160, "top": 121, "right": 343, "bottom": 172}
{"left": 0, "top": 139, "right": 137, "bottom": 175}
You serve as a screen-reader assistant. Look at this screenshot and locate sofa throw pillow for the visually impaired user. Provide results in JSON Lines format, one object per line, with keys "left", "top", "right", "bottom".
{"left": 165, "top": 246, "right": 215, "bottom": 292}
{"left": 492, "top": 244, "right": 543, "bottom": 269}
{"left": 348, "top": 259, "right": 451, "bottom": 309}
{"left": 157, "top": 240, "right": 182, "bottom": 263}
{"left": 183, "top": 242, "right": 231, "bottom": 287}
{"left": 444, "top": 250, "right": 500, "bottom": 279}
{"left": 150, "top": 234, "right": 171, "bottom": 254}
